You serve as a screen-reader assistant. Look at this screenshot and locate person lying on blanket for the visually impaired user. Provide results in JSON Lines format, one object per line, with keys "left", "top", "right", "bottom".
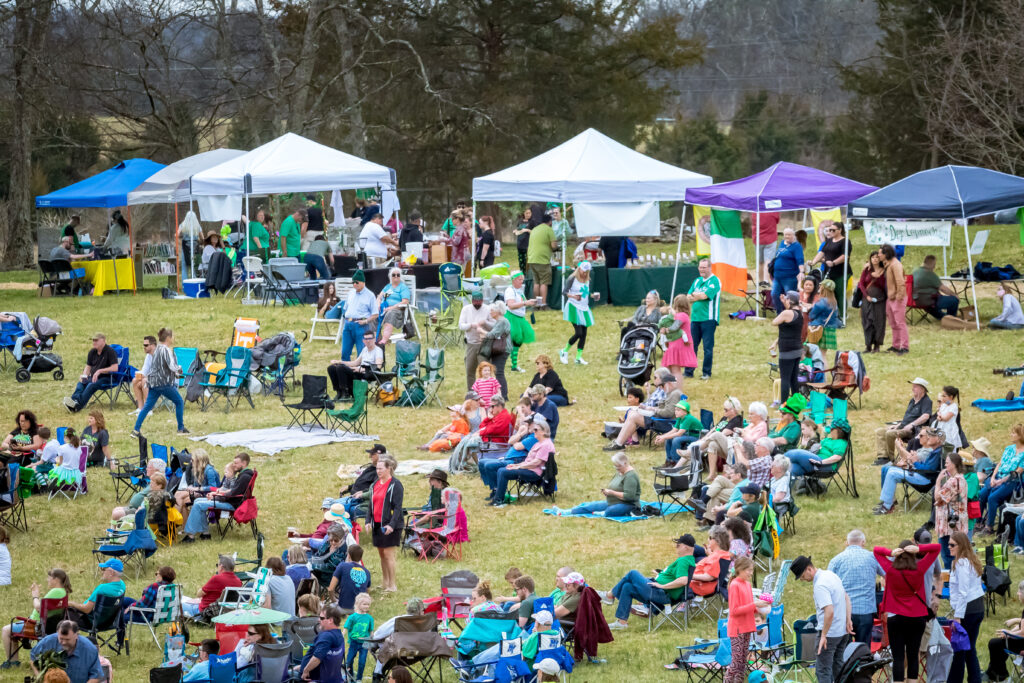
{"left": 566, "top": 452, "right": 641, "bottom": 517}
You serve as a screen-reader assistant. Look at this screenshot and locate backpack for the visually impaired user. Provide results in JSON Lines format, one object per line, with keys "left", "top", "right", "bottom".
{"left": 377, "top": 381, "right": 400, "bottom": 406}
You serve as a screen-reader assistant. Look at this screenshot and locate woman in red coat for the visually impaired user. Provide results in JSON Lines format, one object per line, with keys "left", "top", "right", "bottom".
{"left": 874, "top": 540, "right": 941, "bottom": 683}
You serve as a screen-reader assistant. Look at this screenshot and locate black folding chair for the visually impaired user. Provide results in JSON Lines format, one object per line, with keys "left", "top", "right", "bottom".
{"left": 652, "top": 449, "right": 703, "bottom": 520}
{"left": 262, "top": 269, "right": 304, "bottom": 307}
{"left": 283, "top": 374, "right": 331, "bottom": 431}
{"left": 87, "top": 593, "right": 126, "bottom": 655}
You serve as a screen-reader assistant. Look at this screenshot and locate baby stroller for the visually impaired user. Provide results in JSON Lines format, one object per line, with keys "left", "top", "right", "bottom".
{"left": 618, "top": 323, "right": 658, "bottom": 396}
{"left": 14, "top": 316, "right": 64, "bottom": 382}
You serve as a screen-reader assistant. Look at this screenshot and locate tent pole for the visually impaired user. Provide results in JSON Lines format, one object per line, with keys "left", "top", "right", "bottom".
{"left": 755, "top": 211, "right": 761, "bottom": 318}
{"left": 561, "top": 201, "right": 567, "bottom": 314}
{"left": 174, "top": 203, "right": 181, "bottom": 292}
{"left": 962, "top": 221, "right": 980, "bottom": 330}
{"left": 126, "top": 205, "right": 135, "bottom": 294}
{"left": 942, "top": 245, "right": 948, "bottom": 277}
{"left": 841, "top": 223, "right": 849, "bottom": 326}
{"left": 189, "top": 199, "right": 196, "bottom": 279}
{"left": 801, "top": 209, "right": 808, "bottom": 246}
{"left": 670, "top": 202, "right": 685, "bottom": 300}
{"left": 243, "top": 193, "right": 251, "bottom": 301}
{"left": 470, "top": 200, "right": 477, "bottom": 278}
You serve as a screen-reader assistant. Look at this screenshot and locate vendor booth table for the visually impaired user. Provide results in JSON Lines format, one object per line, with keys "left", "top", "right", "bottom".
{"left": 81, "top": 258, "right": 136, "bottom": 296}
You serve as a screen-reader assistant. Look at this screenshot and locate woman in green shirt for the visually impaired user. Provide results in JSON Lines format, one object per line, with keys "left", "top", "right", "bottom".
{"left": 2, "top": 568, "right": 72, "bottom": 667}
{"left": 788, "top": 418, "right": 850, "bottom": 478}
{"left": 768, "top": 394, "right": 806, "bottom": 453}
{"left": 569, "top": 452, "right": 641, "bottom": 517}
{"left": 246, "top": 208, "right": 271, "bottom": 261}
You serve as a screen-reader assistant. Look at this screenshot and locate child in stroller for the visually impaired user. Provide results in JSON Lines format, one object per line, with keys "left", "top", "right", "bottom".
{"left": 617, "top": 324, "right": 658, "bottom": 396}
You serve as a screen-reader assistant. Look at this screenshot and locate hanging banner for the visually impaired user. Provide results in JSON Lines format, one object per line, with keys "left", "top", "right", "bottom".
{"left": 809, "top": 208, "right": 842, "bottom": 250}
{"left": 573, "top": 201, "right": 659, "bottom": 237}
{"left": 693, "top": 205, "right": 712, "bottom": 256}
{"left": 865, "top": 220, "right": 952, "bottom": 246}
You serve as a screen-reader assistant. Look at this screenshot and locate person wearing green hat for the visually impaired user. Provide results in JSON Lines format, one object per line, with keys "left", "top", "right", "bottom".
{"left": 655, "top": 399, "right": 704, "bottom": 467}
{"left": 504, "top": 270, "right": 538, "bottom": 372}
{"left": 768, "top": 394, "right": 806, "bottom": 453}
{"left": 788, "top": 418, "right": 851, "bottom": 481}
{"left": 340, "top": 270, "right": 379, "bottom": 361}
{"left": 559, "top": 261, "right": 599, "bottom": 365}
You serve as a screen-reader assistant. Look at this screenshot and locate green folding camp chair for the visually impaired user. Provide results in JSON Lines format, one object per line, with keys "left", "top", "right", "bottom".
{"left": 327, "top": 380, "right": 368, "bottom": 434}
{"left": 396, "top": 347, "right": 445, "bottom": 409}
{"left": 200, "top": 345, "right": 256, "bottom": 412}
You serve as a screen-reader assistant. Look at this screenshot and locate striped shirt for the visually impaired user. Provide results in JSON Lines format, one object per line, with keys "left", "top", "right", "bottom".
{"left": 688, "top": 275, "right": 721, "bottom": 323}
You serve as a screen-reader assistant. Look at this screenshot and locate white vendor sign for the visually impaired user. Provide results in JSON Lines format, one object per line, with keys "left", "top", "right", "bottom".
{"left": 865, "top": 219, "right": 952, "bottom": 246}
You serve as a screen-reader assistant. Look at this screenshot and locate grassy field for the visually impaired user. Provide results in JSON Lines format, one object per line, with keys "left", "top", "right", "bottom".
{"left": 0, "top": 225, "right": 1022, "bottom": 681}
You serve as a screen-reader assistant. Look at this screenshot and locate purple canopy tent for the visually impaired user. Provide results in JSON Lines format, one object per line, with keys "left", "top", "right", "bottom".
{"left": 684, "top": 161, "right": 877, "bottom": 318}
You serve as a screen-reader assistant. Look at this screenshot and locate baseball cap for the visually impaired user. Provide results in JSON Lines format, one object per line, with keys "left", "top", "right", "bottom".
{"left": 672, "top": 534, "right": 696, "bottom": 547}
{"left": 98, "top": 559, "right": 124, "bottom": 573}
{"left": 365, "top": 444, "right": 387, "bottom": 454}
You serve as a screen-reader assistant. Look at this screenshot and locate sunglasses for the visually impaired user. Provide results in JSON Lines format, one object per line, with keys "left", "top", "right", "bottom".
{"left": 318, "top": 615, "right": 330, "bottom": 621}
{"left": 247, "top": 630, "right": 258, "bottom": 636}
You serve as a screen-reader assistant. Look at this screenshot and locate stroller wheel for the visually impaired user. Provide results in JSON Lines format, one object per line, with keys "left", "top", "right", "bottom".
{"left": 53, "top": 369, "right": 64, "bottom": 381}
{"left": 619, "top": 376, "right": 633, "bottom": 397}
{"left": 15, "top": 368, "right": 30, "bottom": 383}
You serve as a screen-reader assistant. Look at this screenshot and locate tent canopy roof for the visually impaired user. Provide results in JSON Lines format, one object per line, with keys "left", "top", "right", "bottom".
{"left": 847, "top": 165, "right": 1024, "bottom": 220}
{"left": 684, "top": 161, "right": 876, "bottom": 212}
{"left": 472, "top": 128, "right": 713, "bottom": 203}
{"left": 189, "top": 132, "right": 395, "bottom": 196}
{"left": 35, "top": 159, "right": 166, "bottom": 209}
{"left": 127, "top": 149, "right": 246, "bottom": 205}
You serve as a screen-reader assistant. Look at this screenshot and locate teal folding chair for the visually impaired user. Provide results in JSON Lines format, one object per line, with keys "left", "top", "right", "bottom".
{"left": 200, "top": 346, "right": 255, "bottom": 412}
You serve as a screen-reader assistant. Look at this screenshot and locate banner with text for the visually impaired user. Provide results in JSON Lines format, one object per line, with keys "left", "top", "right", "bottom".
{"left": 865, "top": 220, "right": 952, "bottom": 246}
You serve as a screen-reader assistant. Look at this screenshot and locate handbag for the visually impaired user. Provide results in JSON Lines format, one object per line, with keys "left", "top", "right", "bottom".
{"left": 897, "top": 568, "right": 936, "bottom": 620}
{"left": 479, "top": 332, "right": 508, "bottom": 359}
{"left": 949, "top": 621, "right": 971, "bottom": 652}
{"left": 806, "top": 326, "right": 823, "bottom": 344}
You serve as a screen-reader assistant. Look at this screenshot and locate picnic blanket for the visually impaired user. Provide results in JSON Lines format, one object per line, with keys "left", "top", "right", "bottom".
{"left": 192, "top": 425, "right": 377, "bottom": 455}
{"left": 972, "top": 398, "right": 1024, "bottom": 413}
{"left": 544, "top": 500, "right": 687, "bottom": 523}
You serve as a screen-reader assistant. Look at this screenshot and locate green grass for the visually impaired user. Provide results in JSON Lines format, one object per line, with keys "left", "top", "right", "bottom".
{"left": 0, "top": 225, "right": 1023, "bottom": 680}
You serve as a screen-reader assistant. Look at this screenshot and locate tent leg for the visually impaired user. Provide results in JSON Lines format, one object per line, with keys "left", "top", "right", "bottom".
{"left": 243, "top": 193, "right": 251, "bottom": 301}
{"left": 755, "top": 212, "right": 761, "bottom": 318}
{"left": 561, "top": 202, "right": 567, "bottom": 314}
{"left": 174, "top": 203, "right": 182, "bottom": 292}
{"left": 125, "top": 205, "right": 135, "bottom": 294}
{"left": 470, "top": 201, "right": 476, "bottom": 278}
{"left": 841, "top": 223, "right": 849, "bottom": 326}
{"left": 670, "top": 203, "right": 685, "bottom": 300}
{"left": 189, "top": 199, "right": 196, "bottom": 279}
{"left": 962, "top": 221, "right": 980, "bottom": 330}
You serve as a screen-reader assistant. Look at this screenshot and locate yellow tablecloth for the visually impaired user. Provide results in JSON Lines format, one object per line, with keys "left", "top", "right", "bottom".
{"left": 80, "top": 258, "right": 136, "bottom": 296}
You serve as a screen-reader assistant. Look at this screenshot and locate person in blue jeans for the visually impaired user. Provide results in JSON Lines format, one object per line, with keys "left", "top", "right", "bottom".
{"left": 873, "top": 428, "right": 944, "bottom": 515}
{"left": 130, "top": 329, "right": 187, "bottom": 437}
{"left": 656, "top": 400, "right": 703, "bottom": 467}
{"left": 303, "top": 235, "right": 333, "bottom": 280}
{"left": 490, "top": 421, "right": 553, "bottom": 506}
{"left": 770, "top": 228, "right": 804, "bottom": 314}
{"left": 604, "top": 534, "right": 700, "bottom": 629}
{"left": 479, "top": 422, "right": 536, "bottom": 494}
{"left": 340, "top": 270, "right": 378, "bottom": 361}
{"left": 181, "top": 453, "right": 254, "bottom": 541}
{"left": 344, "top": 593, "right": 374, "bottom": 681}
{"left": 979, "top": 427, "right": 1024, "bottom": 534}
{"left": 63, "top": 333, "right": 121, "bottom": 413}
{"left": 569, "top": 452, "right": 641, "bottom": 517}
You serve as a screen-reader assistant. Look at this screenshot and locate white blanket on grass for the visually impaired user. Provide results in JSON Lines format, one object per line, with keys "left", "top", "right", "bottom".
{"left": 193, "top": 425, "right": 377, "bottom": 455}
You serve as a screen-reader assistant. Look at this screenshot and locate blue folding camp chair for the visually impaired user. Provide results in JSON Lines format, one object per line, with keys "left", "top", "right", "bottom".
{"left": 90, "top": 344, "right": 133, "bottom": 407}
{"left": 200, "top": 345, "right": 255, "bottom": 412}
{"left": 534, "top": 631, "right": 574, "bottom": 679}
{"left": 0, "top": 314, "right": 29, "bottom": 369}
{"left": 208, "top": 651, "right": 239, "bottom": 683}
{"left": 93, "top": 507, "right": 157, "bottom": 579}
{"left": 671, "top": 618, "right": 732, "bottom": 683}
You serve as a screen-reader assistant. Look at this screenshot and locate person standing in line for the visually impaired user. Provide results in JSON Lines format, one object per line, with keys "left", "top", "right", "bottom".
{"left": 459, "top": 290, "right": 492, "bottom": 389}
{"left": 880, "top": 243, "right": 909, "bottom": 354}
{"left": 686, "top": 258, "right": 721, "bottom": 380}
{"left": 504, "top": 271, "right": 538, "bottom": 373}
{"left": 559, "top": 261, "right": 599, "bottom": 366}
{"left": 770, "top": 228, "right": 805, "bottom": 314}
{"left": 827, "top": 530, "right": 885, "bottom": 644}
{"left": 131, "top": 328, "right": 187, "bottom": 438}
{"left": 724, "top": 557, "right": 758, "bottom": 683}
{"left": 791, "top": 556, "right": 852, "bottom": 683}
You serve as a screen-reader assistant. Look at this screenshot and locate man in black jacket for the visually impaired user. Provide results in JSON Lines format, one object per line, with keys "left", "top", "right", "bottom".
{"left": 182, "top": 453, "right": 255, "bottom": 541}
{"left": 340, "top": 444, "right": 384, "bottom": 519}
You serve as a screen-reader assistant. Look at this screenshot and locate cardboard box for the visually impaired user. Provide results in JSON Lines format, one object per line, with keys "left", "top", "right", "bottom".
{"left": 429, "top": 244, "right": 449, "bottom": 264}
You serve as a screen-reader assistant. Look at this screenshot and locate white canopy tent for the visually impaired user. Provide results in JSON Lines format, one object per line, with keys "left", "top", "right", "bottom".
{"left": 127, "top": 148, "right": 246, "bottom": 280}
{"left": 471, "top": 128, "right": 713, "bottom": 296}
{"left": 189, "top": 133, "right": 398, "bottom": 295}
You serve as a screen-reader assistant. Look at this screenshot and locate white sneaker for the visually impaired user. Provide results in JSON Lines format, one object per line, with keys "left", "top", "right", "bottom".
{"left": 575, "top": 357, "right": 588, "bottom": 365}
{"left": 596, "top": 590, "right": 614, "bottom": 605}
{"left": 129, "top": 408, "right": 141, "bottom": 416}
{"left": 559, "top": 349, "right": 569, "bottom": 364}
{"left": 607, "top": 620, "right": 628, "bottom": 630}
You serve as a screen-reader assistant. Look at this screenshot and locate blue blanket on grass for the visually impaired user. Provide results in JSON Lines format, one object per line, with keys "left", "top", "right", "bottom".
{"left": 543, "top": 500, "right": 687, "bottom": 522}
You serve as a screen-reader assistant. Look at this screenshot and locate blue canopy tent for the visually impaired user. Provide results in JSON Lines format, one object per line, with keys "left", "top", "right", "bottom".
{"left": 847, "top": 165, "right": 1024, "bottom": 330}
{"left": 35, "top": 158, "right": 165, "bottom": 294}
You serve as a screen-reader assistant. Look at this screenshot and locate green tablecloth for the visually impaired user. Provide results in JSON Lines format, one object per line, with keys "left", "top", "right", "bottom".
{"left": 542, "top": 264, "right": 610, "bottom": 309}
{"left": 606, "top": 264, "right": 699, "bottom": 306}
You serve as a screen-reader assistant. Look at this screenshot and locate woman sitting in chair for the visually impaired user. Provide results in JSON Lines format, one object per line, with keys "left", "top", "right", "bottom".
{"left": 2, "top": 410, "right": 44, "bottom": 455}
{"left": 1, "top": 568, "right": 72, "bottom": 669}
{"left": 377, "top": 268, "right": 411, "bottom": 345}
{"left": 173, "top": 449, "right": 219, "bottom": 516}
{"left": 488, "top": 418, "right": 554, "bottom": 507}
{"left": 311, "top": 523, "right": 350, "bottom": 588}
{"left": 235, "top": 623, "right": 277, "bottom": 672}
{"left": 318, "top": 282, "right": 341, "bottom": 320}
{"left": 122, "top": 566, "right": 176, "bottom": 622}
{"left": 789, "top": 419, "right": 850, "bottom": 482}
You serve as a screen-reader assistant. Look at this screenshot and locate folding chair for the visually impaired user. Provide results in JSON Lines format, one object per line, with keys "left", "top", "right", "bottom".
{"left": 671, "top": 618, "right": 732, "bottom": 683}
{"left": 0, "top": 314, "right": 29, "bottom": 370}
{"left": 200, "top": 345, "right": 256, "bottom": 412}
{"left": 512, "top": 452, "right": 558, "bottom": 503}
{"left": 424, "top": 305, "right": 461, "bottom": 349}
{"left": 0, "top": 462, "right": 28, "bottom": 532}
{"left": 87, "top": 593, "right": 126, "bottom": 655}
{"left": 48, "top": 446, "right": 88, "bottom": 501}
{"left": 217, "top": 567, "right": 272, "bottom": 615}
{"left": 750, "top": 602, "right": 791, "bottom": 665}
{"left": 251, "top": 641, "right": 294, "bottom": 683}
{"left": 309, "top": 305, "right": 343, "bottom": 343}
{"left": 423, "top": 570, "right": 478, "bottom": 633}
{"left": 417, "top": 347, "right": 446, "bottom": 409}
{"left": 740, "top": 273, "right": 774, "bottom": 316}
{"left": 684, "top": 557, "right": 732, "bottom": 626}
{"left": 899, "top": 462, "right": 942, "bottom": 512}
{"left": 806, "top": 351, "right": 867, "bottom": 409}
{"left": 807, "top": 439, "right": 859, "bottom": 498}
{"left": 234, "top": 255, "right": 265, "bottom": 301}
{"left": 148, "top": 664, "right": 182, "bottom": 683}
{"left": 231, "top": 317, "right": 260, "bottom": 348}
{"left": 90, "top": 344, "right": 133, "bottom": 407}
{"left": 410, "top": 488, "right": 467, "bottom": 562}
{"left": 772, "top": 617, "right": 818, "bottom": 680}
{"left": 6, "top": 595, "right": 67, "bottom": 667}
{"left": 263, "top": 268, "right": 304, "bottom": 306}
{"left": 37, "top": 259, "right": 58, "bottom": 296}
{"left": 652, "top": 450, "right": 702, "bottom": 520}
{"left": 93, "top": 507, "right": 158, "bottom": 579}
{"left": 284, "top": 374, "right": 331, "bottom": 431}
{"left": 906, "top": 274, "right": 931, "bottom": 325}
{"left": 109, "top": 436, "right": 149, "bottom": 502}
{"left": 125, "top": 583, "right": 183, "bottom": 655}
{"left": 214, "top": 470, "right": 259, "bottom": 541}
{"left": 775, "top": 497, "right": 798, "bottom": 536}
{"left": 326, "top": 380, "right": 369, "bottom": 435}
{"left": 283, "top": 615, "right": 320, "bottom": 661}
{"left": 376, "top": 613, "right": 453, "bottom": 683}
{"left": 49, "top": 258, "right": 87, "bottom": 296}
{"left": 648, "top": 566, "right": 694, "bottom": 633}
{"left": 233, "top": 532, "right": 266, "bottom": 580}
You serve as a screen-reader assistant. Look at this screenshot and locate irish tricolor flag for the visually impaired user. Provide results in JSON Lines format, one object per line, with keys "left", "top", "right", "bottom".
{"left": 706, "top": 207, "right": 747, "bottom": 296}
